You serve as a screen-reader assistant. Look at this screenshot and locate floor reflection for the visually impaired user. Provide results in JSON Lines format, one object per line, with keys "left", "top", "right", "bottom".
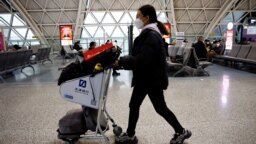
{"left": 221, "top": 75, "right": 230, "bottom": 106}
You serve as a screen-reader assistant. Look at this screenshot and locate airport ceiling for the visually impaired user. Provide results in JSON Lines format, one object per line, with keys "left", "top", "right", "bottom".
{"left": 0, "top": 0, "right": 256, "bottom": 44}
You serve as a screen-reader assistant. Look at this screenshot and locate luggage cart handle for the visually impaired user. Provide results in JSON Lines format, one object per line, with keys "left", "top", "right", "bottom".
{"left": 104, "top": 64, "right": 114, "bottom": 70}
{"left": 90, "top": 64, "right": 113, "bottom": 77}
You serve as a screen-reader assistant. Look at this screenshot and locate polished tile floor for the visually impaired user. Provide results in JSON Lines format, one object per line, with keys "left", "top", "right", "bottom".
{"left": 0, "top": 58, "right": 256, "bottom": 144}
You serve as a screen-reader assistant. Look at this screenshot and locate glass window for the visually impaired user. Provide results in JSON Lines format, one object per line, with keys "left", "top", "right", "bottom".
{"left": 221, "top": 13, "right": 233, "bottom": 23}
{"left": 220, "top": 25, "right": 227, "bottom": 33}
{"left": 80, "top": 39, "right": 88, "bottom": 49}
{"left": 99, "top": 39, "right": 105, "bottom": 45}
{"left": 11, "top": 41, "right": 18, "bottom": 45}
{"left": 233, "top": 11, "right": 245, "bottom": 22}
{"left": 18, "top": 42, "right": 24, "bottom": 46}
{"left": 112, "top": 27, "right": 124, "bottom": 37}
{"left": 102, "top": 26, "right": 115, "bottom": 36}
{"left": 92, "top": 11, "right": 105, "bottom": 22}
{"left": 84, "top": 13, "right": 97, "bottom": 24}
{"left": 129, "top": 11, "right": 137, "bottom": 21}
{"left": 111, "top": 11, "right": 124, "bottom": 22}
{"left": 81, "top": 9, "right": 172, "bottom": 41}
{"left": 94, "top": 27, "right": 104, "bottom": 38}
{"left": 120, "top": 12, "right": 133, "bottom": 24}
{"left": 85, "top": 26, "right": 98, "bottom": 37}
{"left": 102, "top": 13, "right": 115, "bottom": 24}
{"left": 15, "top": 28, "right": 28, "bottom": 38}
{"left": 0, "top": 20, "right": 6, "bottom": 26}
{"left": 158, "top": 12, "right": 168, "bottom": 23}
{"left": 81, "top": 29, "right": 91, "bottom": 38}
{"left": 156, "top": 11, "right": 161, "bottom": 16}
{"left": 120, "top": 26, "right": 128, "bottom": 36}
{"left": 3, "top": 29, "right": 9, "bottom": 38}
{"left": 31, "top": 41, "right": 40, "bottom": 45}
{"left": 0, "top": 14, "right": 11, "bottom": 23}
{"left": 214, "top": 27, "right": 221, "bottom": 36}
{"left": 10, "top": 30, "right": 22, "bottom": 40}
{"left": 26, "top": 29, "right": 36, "bottom": 40}
{"left": 13, "top": 15, "right": 26, "bottom": 26}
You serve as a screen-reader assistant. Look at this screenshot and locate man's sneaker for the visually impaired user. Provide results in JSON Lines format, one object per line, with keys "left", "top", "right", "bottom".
{"left": 115, "top": 132, "right": 138, "bottom": 144}
{"left": 170, "top": 129, "right": 192, "bottom": 144}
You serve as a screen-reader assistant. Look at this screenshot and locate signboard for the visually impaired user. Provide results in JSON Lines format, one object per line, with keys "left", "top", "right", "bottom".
{"left": 175, "top": 32, "right": 184, "bottom": 47}
{"left": 0, "top": 30, "right": 5, "bottom": 52}
{"left": 59, "top": 25, "right": 73, "bottom": 46}
{"left": 225, "top": 30, "right": 233, "bottom": 50}
{"left": 247, "top": 26, "right": 256, "bottom": 35}
{"left": 163, "top": 23, "right": 171, "bottom": 38}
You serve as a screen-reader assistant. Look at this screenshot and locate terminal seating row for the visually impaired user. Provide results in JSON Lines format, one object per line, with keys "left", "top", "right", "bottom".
{"left": 167, "top": 46, "right": 212, "bottom": 77}
{"left": 0, "top": 47, "right": 52, "bottom": 81}
{"left": 30, "top": 47, "right": 52, "bottom": 64}
{"left": 30, "top": 45, "right": 41, "bottom": 54}
{"left": 214, "top": 45, "right": 256, "bottom": 66}
{"left": 166, "top": 45, "right": 184, "bottom": 71}
{"left": 7, "top": 45, "right": 40, "bottom": 54}
{"left": 0, "top": 50, "right": 34, "bottom": 81}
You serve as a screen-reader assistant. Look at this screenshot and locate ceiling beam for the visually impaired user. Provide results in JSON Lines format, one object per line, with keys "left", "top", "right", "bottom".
{"left": 170, "top": 0, "right": 177, "bottom": 33}
{"left": 203, "top": 0, "right": 239, "bottom": 38}
{"left": 74, "top": 0, "right": 84, "bottom": 40}
{"left": 11, "top": 0, "right": 49, "bottom": 45}
{"left": 1, "top": 0, "right": 16, "bottom": 12}
{"left": 26, "top": 9, "right": 77, "bottom": 12}
{"left": 174, "top": 8, "right": 220, "bottom": 10}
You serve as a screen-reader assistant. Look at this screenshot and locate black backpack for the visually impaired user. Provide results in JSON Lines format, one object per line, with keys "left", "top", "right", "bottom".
{"left": 57, "top": 108, "right": 87, "bottom": 142}
{"left": 57, "top": 61, "right": 93, "bottom": 85}
{"left": 57, "top": 107, "right": 108, "bottom": 143}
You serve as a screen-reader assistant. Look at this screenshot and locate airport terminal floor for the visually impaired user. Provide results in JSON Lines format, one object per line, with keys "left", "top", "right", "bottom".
{"left": 0, "top": 57, "right": 256, "bottom": 144}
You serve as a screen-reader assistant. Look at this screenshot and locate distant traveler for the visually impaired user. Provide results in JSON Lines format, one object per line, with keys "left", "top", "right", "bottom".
{"left": 207, "top": 40, "right": 225, "bottom": 61}
{"left": 193, "top": 36, "right": 207, "bottom": 59}
{"left": 9, "top": 44, "right": 21, "bottom": 51}
{"left": 163, "top": 38, "right": 169, "bottom": 58}
{"left": 112, "top": 40, "right": 121, "bottom": 76}
{"left": 88, "top": 41, "right": 96, "bottom": 50}
{"left": 73, "top": 41, "right": 82, "bottom": 51}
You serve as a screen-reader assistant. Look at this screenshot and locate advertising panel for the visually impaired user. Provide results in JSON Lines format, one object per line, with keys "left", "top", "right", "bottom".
{"left": 225, "top": 30, "right": 233, "bottom": 50}
{"left": 59, "top": 25, "right": 73, "bottom": 46}
{"left": 163, "top": 23, "right": 171, "bottom": 38}
{"left": 0, "top": 31, "right": 5, "bottom": 52}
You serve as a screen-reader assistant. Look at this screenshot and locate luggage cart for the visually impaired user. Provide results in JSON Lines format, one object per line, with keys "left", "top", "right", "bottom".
{"left": 59, "top": 67, "right": 122, "bottom": 144}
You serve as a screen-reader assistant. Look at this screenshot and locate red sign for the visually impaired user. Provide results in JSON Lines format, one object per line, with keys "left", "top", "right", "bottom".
{"left": 0, "top": 32, "right": 5, "bottom": 52}
{"left": 225, "top": 30, "right": 233, "bottom": 50}
{"left": 59, "top": 25, "right": 73, "bottom": 46}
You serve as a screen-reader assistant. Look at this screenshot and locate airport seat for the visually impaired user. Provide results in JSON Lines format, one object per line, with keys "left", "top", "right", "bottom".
{"left": 173, "top": 47, "right": 211, "bottom": 77}
{"left": 0, "top": 50, "right": 35, "bottom": 82}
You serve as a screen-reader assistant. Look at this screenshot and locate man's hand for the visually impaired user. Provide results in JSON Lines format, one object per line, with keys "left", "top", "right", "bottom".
{"left": 113, "top": 60, "right": 119, "bottom": 67}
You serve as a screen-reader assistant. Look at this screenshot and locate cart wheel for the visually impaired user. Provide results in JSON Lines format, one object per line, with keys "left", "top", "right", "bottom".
{"left": 58, "top": 133, "right": 79, "bottom": 144}
{"left": 113, "top": 126, "right": 122, "bottom": 136}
